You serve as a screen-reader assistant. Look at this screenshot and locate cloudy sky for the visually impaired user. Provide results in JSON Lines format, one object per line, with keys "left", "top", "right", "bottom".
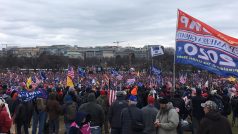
{"left": 0, "top": 0, "right": 238, "bottom": 49}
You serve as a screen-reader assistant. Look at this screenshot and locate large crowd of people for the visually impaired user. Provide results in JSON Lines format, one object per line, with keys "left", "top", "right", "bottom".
{"left": 0, "top": 67, "right": 237, "bottom": 134}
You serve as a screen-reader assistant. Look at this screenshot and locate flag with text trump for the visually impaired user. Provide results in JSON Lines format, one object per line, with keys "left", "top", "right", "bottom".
{"left": 176, "top": 9, "right": 238, "bottom": 77}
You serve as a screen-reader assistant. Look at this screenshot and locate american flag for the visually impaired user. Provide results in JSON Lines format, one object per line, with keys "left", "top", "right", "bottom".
{"left": 67, "top": 66, "right": 75, "bottom": 79}
{"left": 108, "top": 89, "right": 117, "bottom": 106}
{"left": 108, "top": 79, "right": 117, "bottom": 105}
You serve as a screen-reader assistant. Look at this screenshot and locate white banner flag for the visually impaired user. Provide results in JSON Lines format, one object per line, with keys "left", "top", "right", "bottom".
{"left": 151, "top": 45, "right": 164, "bottom": 57}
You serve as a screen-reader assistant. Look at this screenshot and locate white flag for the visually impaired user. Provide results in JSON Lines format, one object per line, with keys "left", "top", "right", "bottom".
{"left": 151, "top": 46, "right": 164, "bottom": 57}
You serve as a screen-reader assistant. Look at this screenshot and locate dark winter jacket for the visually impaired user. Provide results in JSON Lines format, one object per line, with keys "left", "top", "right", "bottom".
{"left": 170, "top": 97, "right": 186, "bottom": 119}
{"left": 96, "top": 95, "right": 109, "bottom": 114}
{"left": 141, "top": 104, "right": 158, "bottom": 134}
{"left": 46, "top": 98, "right": 61, "bottom": 120}
{"left": 14, "top": 100, "right": 32, "bottom": 124}
{"left": 108, "top": 96, "right": 128, "bottom": 129}
{"left": 199, "top": 111, "right": 232, "bottom": 134}
{"left": 78, "top": 93, "right": 105, "bottom": 127}
{"left": 222, "top": 95, "right": 231, "bottom": 116}
{"left": 121, "top": 104, "right": 144, "bottom": 134}
{"left": 191, "top": 95, "right": 206, "bottom": 120}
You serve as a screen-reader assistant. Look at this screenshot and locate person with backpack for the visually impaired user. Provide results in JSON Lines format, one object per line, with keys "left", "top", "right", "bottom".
{"left": 121, "top": 95, "right": 144, "bottom": 134}
{"left": 63, "top": 92, "right": 78, "bottom": 134}
{"left": 108, "top": 91, "right": 128, "bottom": 134}
{"left": 96, "top": 90, "right": 109, "bottom": 134}
{"left": 69, "top": 112, "right": 91, "bottom": 134}
{"left": 32, "top": 97, "right": 47, "bottom": 134}
{"left": 0, "top": 98, "right": 12, "bottom": 134}
{"left": 46, "top": 92, "right": 61, "bottom": 134}
{"left": 79, "top": 93, "right": 105, "bottom": 134}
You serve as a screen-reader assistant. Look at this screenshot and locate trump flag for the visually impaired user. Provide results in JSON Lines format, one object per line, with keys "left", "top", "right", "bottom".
{"left": 176, "top": 9, "right": 238, "bottom": 77}
{"left": 151, "top": 45, "right": 164, "bottom": 57}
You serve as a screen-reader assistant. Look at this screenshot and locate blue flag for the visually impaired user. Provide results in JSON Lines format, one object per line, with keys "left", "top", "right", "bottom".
{"left": 40, "top": 71, "right": 46, "bottom": 81}
{"left": 151, "top": 66, "right": 161, "bottom": 76}
{"left": 111, "top": 69, "right": 119, "bottom": 76}
{"left": 78, "top": 67, "right": 86, "bottom": 77}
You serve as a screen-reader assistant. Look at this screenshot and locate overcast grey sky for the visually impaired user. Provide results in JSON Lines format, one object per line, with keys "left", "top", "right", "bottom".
{"left": 0, "top": 0, "right": 237, "bottom": 48}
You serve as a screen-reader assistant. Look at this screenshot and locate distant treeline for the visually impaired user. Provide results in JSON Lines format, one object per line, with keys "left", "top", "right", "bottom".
{"left": 0, "top": 47, "right": 197, "bottom": 72}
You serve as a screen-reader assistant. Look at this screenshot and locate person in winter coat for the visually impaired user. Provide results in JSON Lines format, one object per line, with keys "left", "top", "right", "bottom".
{"left": 121, "top": 95, "right": 144, "bottom": 134}
{"left": 96, "top": 90, "right": 109, "bottom": 134}
{"left": 46, "top": 92, "right": 61, "bottom": 134}
{"left": 221, "top": 89, "right": 231, "bottom": 117}
{"left": 170, "top": 91, "right": 187, "bottom": 134}
{"left": 199, "top": 100, "right": 232, "bottom": 134}
{"left": 141, "top": 96, "right": 158, "bottom": 134}
{"left": 13, "top": 99, "right": 32, "bottom": 134}
{"left": 155, "top": 97, "right": 179, "bottom": 134}
{"left": 0, "top": 100, "right": 12, "bottom": 134}
{"left": 79, "top": 93, "right": 105, "bottom": 134}
{"left": 191, "top": 88, "right": 205, "bottom": 134}
{"left": 108, "top": 91, "right": 128, "bottom": 134}
{"left": 63, "top": 92, "right": 78, "bottom": 134}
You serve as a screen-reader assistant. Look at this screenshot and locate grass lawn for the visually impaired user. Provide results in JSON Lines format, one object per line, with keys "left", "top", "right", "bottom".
{"left": 229, "top": 115, "right": 238, "bottom": 134}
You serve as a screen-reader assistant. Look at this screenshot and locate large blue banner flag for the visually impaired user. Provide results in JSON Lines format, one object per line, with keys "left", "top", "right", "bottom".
{"left": 176, "top": 10, "right": 238, "bottom": 77}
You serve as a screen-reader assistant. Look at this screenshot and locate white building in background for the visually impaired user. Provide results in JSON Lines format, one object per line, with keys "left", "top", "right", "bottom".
{"left": 7, "top": 47, "right": 40, "bottom": 57}
{"left": 102, "top": 50, "right": 114, "bottom": 58}
{"left": 64, "top": 51, "right": 84, "bottom": 59}
{"left": 1, "top": 44, "right": 163, "bottom": 59}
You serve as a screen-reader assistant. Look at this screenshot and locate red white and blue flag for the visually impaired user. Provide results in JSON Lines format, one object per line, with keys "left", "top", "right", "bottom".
{"left": 67, "top": 66, "right": 75, "bottom": 79}
{"left": 176, "top": 9, "right": 238, "bottom": 77}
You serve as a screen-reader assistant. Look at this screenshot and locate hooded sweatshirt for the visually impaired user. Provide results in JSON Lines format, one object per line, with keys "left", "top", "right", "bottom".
{"left": 78, "top": 93, "right": 105, "bottom": 127}
{"left": 199, "top": 111, "right": 232, "bottom": 134}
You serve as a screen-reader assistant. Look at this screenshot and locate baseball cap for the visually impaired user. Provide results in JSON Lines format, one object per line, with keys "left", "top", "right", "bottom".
{"left": 201, "top": 100, "right": 217, "bottom": 110}
{"left": 159, "top": 97, "right": 168, "bottom": 104}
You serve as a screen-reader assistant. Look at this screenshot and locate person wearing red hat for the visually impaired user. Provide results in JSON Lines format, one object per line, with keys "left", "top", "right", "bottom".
{"left": 141, "top": 96, "right": 158, "bottom": 134}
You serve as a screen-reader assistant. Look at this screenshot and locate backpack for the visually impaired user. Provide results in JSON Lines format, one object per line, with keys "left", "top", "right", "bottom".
{"left": 36, "top": 98, "right": 46, "bottom": 112}
{"left": 66, "top": 102, "right": 77, "bottom": 121}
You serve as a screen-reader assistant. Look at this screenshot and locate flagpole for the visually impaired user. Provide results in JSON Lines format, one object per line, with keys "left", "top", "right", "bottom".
{"left": 173, "top": 9, "right": 179, "bottom": 93}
